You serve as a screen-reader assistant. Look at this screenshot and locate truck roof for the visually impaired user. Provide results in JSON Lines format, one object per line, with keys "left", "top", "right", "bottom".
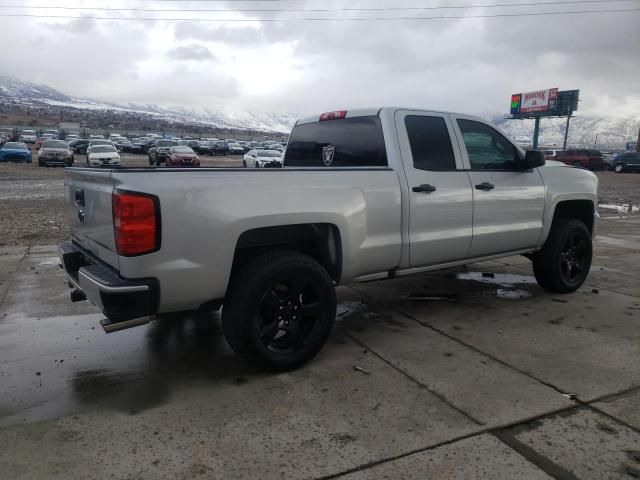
{"left": 296, "top": 107, "right": 469, "bottom": 126}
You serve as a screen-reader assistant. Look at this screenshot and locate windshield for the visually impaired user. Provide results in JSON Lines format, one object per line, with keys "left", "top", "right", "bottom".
{"left": 91, "top": 146, "right": 116, "bottom": 153}
{"left": 90, "top": 140, "right": 111, "bottom": 146}
{"left": 42, "top": 141, "right": 68, "bottom": 149}
{"left": 22, "top": 130, "right": 35, "bottom": 135}
{"left": 157, "top": 140, "right": 176, "bottom": 147}
{"left": 256, "top": 150, "right": 283, "bottom": 158}
{"left": 3, "top": 142, "right": 27, "bottom": 150}
{"left": 172, "top": 146, "right": 195, "bottom": 154}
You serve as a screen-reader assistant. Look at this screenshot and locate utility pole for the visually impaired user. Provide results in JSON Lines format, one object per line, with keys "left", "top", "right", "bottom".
{"left": 532, "top": 116, "right": 541, "bottom": 149}
{"left": 563, "top": 114, "right": 572, "bottom": 150}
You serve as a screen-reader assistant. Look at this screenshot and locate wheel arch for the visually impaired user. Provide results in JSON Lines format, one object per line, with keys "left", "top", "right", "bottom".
{"left": 540, "top": 198, "right": 596, "bottom": 247}
{"left": 231, "top": 223, "right": 343, "bottom": 283}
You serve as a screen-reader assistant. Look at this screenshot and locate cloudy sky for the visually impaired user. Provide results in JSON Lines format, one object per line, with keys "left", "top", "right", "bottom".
{"left": 1, "top": 0, "right": 639, "bottom": 118}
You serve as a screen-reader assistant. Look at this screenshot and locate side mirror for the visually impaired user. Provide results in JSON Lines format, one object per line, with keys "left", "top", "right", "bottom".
{"left": 521, "top": 150, "right": 545, "bottom": 170}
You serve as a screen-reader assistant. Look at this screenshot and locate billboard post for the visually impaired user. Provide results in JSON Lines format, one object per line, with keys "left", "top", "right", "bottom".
{"left": 533, "top": 117, "right": 540, "bottom": 150}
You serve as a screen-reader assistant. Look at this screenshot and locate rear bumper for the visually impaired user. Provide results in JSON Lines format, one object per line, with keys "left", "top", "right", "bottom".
{"left": 58, "top": 240, "right": 159, "bottom": 322}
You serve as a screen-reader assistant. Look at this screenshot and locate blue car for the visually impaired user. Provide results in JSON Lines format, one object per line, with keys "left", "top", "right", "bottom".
{"left": 0, "top": 142, "right": 32, "bottom": 163}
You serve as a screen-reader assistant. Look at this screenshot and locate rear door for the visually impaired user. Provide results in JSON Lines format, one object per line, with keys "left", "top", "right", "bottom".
{"left": 65, "top": 168, "right": 118, "bottom": 268}
{"left": 395, "top": 110, "right": 473, "bottom": 266}
{"left": 450, "top": 115, "right": 545, "bottom": 257}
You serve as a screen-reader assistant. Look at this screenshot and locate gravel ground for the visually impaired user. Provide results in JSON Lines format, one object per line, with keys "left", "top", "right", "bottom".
{"left": 0, "top": 155, "right": 638, "bottom": 247}
{"left": 0, "top": 152, "right": 242, "bottom": 247}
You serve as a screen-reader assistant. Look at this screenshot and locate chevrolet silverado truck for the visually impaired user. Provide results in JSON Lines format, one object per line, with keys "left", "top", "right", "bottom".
{"left": 59, "top": 108, "right": 598, "bottom": 370}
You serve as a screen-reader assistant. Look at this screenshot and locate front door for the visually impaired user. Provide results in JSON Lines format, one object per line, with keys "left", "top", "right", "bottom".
{"left": 450, "top": 115, "right": 545, "bottom": 257}
{"left": 396, "top": 110, "right": 473, "bottom": 267}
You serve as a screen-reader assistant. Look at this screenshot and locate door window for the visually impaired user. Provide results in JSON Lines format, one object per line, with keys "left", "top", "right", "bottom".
{"left": 405, "top": 116, "right": 456, "bottom": 171}
{"left": 457, "top": 119, "right": 520, "bottom": 170}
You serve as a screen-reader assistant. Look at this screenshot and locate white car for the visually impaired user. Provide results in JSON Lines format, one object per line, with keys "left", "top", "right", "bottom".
{"left": 87, "top": 145, "right": 121, "bottom": 166}
{"left": 243, "top": 149, "right": 283, "bottom": 168}
{"left": 19, "top": 129, "right": 37, "bottom": 143}
{"left": 87, "top": 139, "right": 117, "bottom": 153}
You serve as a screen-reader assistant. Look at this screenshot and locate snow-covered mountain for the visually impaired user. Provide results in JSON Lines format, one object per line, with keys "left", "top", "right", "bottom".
{"left": 495, "top": 115, "right": 639, "bottom": 150}
{"left": 0, "top": 76, "right": 296, "bottom": 133}
{"left": 1, "top": 76, "right": 637, "bottom": 144}
{"left": 0, "top": 75, "right": 71, "bottom": 102}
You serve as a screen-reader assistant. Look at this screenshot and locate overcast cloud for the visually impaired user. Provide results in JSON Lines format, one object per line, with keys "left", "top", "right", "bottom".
{"left": 0, "top": 0, "right": 638, "bottom": 118}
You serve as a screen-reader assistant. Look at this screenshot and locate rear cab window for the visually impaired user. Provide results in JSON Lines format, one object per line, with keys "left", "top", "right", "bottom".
{"left": 284, "top": 115, "right": 387, "bottom": 167}
{"left": 405, "top": 116, "right": 456, "bottom": 171}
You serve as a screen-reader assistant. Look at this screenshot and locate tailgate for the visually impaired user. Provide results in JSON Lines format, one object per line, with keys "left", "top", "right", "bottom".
{"left": 64, "top": 168, "right": 119, "bottom": 269}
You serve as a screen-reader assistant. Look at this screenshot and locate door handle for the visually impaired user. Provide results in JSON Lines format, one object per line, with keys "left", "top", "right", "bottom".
{"left": 412, "top": 184, "right": 437, "bottom": 193}
{"left": 475, "top": 182, "right": 495, "bottom": 191}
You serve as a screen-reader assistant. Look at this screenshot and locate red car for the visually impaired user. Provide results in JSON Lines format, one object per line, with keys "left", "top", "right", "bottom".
{"left": 555, "top": 149, "right": 607, "bottom": 170}
{"left": 165, "top": 146, "right": 200, "bottom": 167}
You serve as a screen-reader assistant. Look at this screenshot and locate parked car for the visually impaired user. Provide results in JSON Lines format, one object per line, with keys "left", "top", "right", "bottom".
{"left": 194, "top": 141, "right": 213, "bottom": 155}
{"left": 34, "top": 137, "right": 48, "bottom": 150}
{"left": 542, "top": 150, "right": 560, "bottom": 161}
{"left": 243, "top": 149, "right": 284, "bottom": 168}
{"left": 555, "top": 149, "right": 607, "bottom": 170}
{"left": 611, "top": 152, "right": 640, "bottom": 173}
{"left": 130, "top": 137, "right": 153, "bottom": 154}
{"left": 87, "top": 145, "right": 121, "bottom": 167}
{"left": 228, "top": 142, "right": 245, "bottom": 155}
{"left": 148, "top": 139, "right": 178, "bottom": 165}
{"left": 38, "top": 140, "right": 74, "bottom": 167}
{"left": 0, "top": 142, "right": 32, "bottom": 162}
{"left": 212, "top": 141, "right": 229, "bottom": 156}
{"left": 19, "top": 129, "right": 37, "bottom": 144}
{"left": 88, "top": 139, "right": 117, "bottom": 154}
{"left": 59, "top": 107, "right": 599, "bottom": 370}
{"left": 165, "top": 146, "right": 200, "bottom": 167}
{"left": 114, "top": 138, "right": 133, "bottom": 152}
{"left": 68, "top": 139, "right": 90, "bottom": 155}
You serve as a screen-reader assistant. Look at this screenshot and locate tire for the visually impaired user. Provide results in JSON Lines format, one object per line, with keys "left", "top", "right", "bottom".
{"left": 614, "top": 163, "right": 624, "bottom": 173}
{"left": 222, "top": 251, "right": 337, "bottom": 371}
{"left": 572, "top": 161, "right": 582, "bottom": 168}
{"left": 532, "top": 218, "right": 592, "bottom": 293}
{"left": 243, "top": 160, "right": 247, "bottom": 168}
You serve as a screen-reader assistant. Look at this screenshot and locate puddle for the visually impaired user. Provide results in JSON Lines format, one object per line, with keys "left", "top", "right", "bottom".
{"left": 456, "top": 272, "right": 536, "bottom": 300}
{"left": 496, "top": 288, "right": 532, "bottom": 300}
{"left": 456, "top": 272, "right": 537, "bottom": 286}
{"left": 335, "top": 300, "right": 368, "bottom": 322}
{"left": 598, "top": 203, "right": 639, "bottom": 214}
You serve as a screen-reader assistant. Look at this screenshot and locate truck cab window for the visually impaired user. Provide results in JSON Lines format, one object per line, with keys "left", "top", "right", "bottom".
{"left": 457, "top": 119, "right": 520, "bottom": 170}
{"left": 405, "top": 116, "right": 456, "bottom": 171}
{"left": 284, "top": 116, "right": 387, "bottom": 167}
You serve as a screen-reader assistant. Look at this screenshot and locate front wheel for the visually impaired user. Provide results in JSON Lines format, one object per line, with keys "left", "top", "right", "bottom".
{"left": 532, "top": 218, "right": 592, "bottom": 293}
{"left": 222, "top": 251, "right": 337, "bottom": 371}
{"left": 614, "top": 163, "right": 624, "bottom": 173}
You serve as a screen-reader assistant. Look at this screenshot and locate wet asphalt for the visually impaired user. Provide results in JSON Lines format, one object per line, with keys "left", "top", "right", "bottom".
{"left": 0, "top": 200, "right": 639, "bottom": 479}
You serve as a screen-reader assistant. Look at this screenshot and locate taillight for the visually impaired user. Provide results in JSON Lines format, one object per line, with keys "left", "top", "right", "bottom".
{"left": 112, "top": 190, "right": 160, "bottom": 256}
{"left": 319, "top": 110, "right": 347, "bottom": 121}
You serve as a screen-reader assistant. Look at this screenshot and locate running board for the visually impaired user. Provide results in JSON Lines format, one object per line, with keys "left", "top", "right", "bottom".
{"left": 100, "top": 315, "right": 154, "bottom": 333}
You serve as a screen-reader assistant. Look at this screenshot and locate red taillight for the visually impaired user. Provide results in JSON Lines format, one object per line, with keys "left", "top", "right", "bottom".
{"left": 319, "top": 110, "right": 347, "bottom": 121}
{"left": 112, "top": 191, "right": 159, "bottom": 256}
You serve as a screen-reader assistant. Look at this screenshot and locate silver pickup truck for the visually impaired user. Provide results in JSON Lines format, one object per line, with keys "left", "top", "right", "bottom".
{"left": 59, "top": 107, "right": 598, "bottom": 370}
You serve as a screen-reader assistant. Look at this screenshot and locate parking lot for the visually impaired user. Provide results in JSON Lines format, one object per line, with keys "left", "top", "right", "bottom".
{"left": 0, "top": 157, "right": 639, "bottom": 479}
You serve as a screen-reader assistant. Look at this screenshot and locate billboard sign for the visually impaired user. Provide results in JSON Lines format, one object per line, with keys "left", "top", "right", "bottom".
{"left": 519, "top": 88, "right": 558, "bottom": 113}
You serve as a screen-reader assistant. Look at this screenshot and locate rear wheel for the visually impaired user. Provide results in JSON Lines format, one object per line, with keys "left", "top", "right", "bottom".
{"left": 532, "top": 218, "right": 592, "bottom": 293}
{"left": 614, "top": 163, "right": 624, "bottom": 173}
{"left": 222, "top": 251, "right": 337, "bottom": 371}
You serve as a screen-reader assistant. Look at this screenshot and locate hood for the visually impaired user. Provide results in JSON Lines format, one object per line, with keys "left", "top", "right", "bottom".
{"left": 40, "top": 148, "right": 69, "bottom": 154}
{"left": 1, "top": 148, "right": 30, "bottom": 154}
{"left": 171, "top": 154, "right": 197, "bottom": 161}
{"left": 542, "top": 160, "right": 570, "bottom": 168}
